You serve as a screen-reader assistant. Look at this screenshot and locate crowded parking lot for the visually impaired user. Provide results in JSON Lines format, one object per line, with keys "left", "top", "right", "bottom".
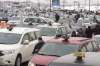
{"left": 0, "top": 0, "right": 99, "bottom": 66}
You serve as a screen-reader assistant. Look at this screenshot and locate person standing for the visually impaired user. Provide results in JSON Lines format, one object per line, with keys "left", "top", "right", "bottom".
{"left": 85, "top": 26, "right": 93, "bottom": 38}
{"left": 55, "top": 13, "right": 60, "bottom": 22}
{"left": 32, "top": 37, "right": 45, "bottom": 54}
{"left": 77, "top": 16, "right": 84, "bottom": 28}
{"left": 71, "top": 31, "right": 77, "bottom": 37}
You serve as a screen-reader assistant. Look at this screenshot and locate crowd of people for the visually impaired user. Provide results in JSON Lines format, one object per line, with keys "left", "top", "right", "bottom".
{"left": 52, "top": 10, "right": 100, "bottom": 39}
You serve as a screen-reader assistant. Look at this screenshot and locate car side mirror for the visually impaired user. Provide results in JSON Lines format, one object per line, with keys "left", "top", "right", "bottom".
{"left": 23, "top": 40, "right": 29, "bottom": 45}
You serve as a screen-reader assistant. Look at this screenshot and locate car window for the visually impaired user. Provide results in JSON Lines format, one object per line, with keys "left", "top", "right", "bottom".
{"left": 34, "top": 31, "right": 41, "bottom": 39}
{"left": 61, "top": 27, "right": 67, "bottom": 34}
{"left": 57, "top": 27, "right": 67, "bottom": 35}
{"left": 81, "top": 46, "right": 87, "bottom": 52}
{"left": 57, "top": 28, "right": 62, "bottom": 35}
{"left": 91, "top": 41, "right": 99, "bottom": 51}
{"left": 28, "top": 32, "right": 36, "bottom": 41}
{"left": 40, "top": 27, "right": 56, "bottom": 36}
{"left": 37, "top": 18, "right": 41, "bottom": 23}
{"left": 40, "top": 19, "right": 47, "bottom": 24}
{"left": 24, "top": 18, "right": 37, "bottom": 23}
{"left": 86, "top": 42, "right": 94, "bottom": 52}
{"left": 22, "top": 33, "right": 30, "bottom": 44}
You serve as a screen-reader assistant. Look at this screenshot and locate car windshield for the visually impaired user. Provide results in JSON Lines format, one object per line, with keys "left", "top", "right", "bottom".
{"left": 0, "top": 33, "right": 21, "bottom": 44}
{"left": 44, "top": 18, "right": 54, "bottom": 23}
{"left": 39, "top": 27, "right": 65, "bottom": 36}
{"left": 38, "top": 43, "right": 79, "bottom": 56}
{"left": 24, "top": 18, "right": 37, "bottom": 23}
{"left": 39, "top": 27, "right": 57, "bottom": 36}
{"left": 96, "top": 15, "right": 100, "bottom": 22}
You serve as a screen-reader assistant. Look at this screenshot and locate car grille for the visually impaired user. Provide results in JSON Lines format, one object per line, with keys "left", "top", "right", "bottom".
{"left": 36, "top": 64, "right": 45, "bottom": 66}
{"left": 0, "top": 51, "right": 4, "bottom": 56}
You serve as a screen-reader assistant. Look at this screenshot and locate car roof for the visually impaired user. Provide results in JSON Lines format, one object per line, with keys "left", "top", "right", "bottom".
{"left": 24, "top": 16, "right": 46, "bottom": 20}
{"left": 37, "top": 23, "right": 62, "bottom": 28}
{"left": 0, "top": 27, "right": 40, "bottom": 34}
{"left": 50, "top": 52, "right": 100, "bottom": 66}
{"left": 24, "top": 16, "right": 55, "bottom": 23}
{"left": 46, "top": 37, "right": 92, "bottom": 45}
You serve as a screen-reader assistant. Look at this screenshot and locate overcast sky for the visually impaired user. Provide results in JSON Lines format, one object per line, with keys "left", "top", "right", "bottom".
{"left": 1, "top": 0, "right": 100, "bottom": 5}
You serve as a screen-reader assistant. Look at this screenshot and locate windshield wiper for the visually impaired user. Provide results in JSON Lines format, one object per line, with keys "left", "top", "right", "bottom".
{"left": 37, "top": 53, "right": 48, "bottom": 55}
{"left": 38, "top": 53, "right": 60, "bottom": 57}
{"left": 48, "top": 55, "right": 60, "bottom": 57}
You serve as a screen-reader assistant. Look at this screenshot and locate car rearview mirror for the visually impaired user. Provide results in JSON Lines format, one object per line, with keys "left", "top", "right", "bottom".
{"left": 23, "top": 40, "right": 29, "bottom": 45}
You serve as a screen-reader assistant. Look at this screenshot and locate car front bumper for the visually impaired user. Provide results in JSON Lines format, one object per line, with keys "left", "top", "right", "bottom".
{"left": 0, "top": 54, "right": 16, "bottom": 66}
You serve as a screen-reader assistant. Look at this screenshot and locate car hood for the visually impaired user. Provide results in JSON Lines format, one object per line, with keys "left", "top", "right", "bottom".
{"left": 52, "top": 52, "right": 100, "bottom": 66}
{"left": 31, "top": 54, "right": 58, "bottom": 66}
{"left": 0, "top": 44, "right": 20, "bottom": 50}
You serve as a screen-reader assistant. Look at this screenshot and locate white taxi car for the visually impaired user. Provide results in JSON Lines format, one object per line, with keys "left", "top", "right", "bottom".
{"left": 36, "top": 23, "right": 71, "bottom": 37}
{"left": 0, "top": 27, "right": 40, "bottom": 66}
{"left": 23, "top": 16, "right": 55, "bottom": 25}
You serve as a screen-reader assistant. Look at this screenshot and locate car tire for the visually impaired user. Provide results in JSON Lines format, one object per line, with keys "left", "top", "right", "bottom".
{"left": 15, "top": 55, "right": 22, "bottom": 66}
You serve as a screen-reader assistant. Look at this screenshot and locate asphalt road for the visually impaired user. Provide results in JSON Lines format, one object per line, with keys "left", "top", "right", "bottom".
{"left": 21, "top": 62, "right": 28, "bottom": 66}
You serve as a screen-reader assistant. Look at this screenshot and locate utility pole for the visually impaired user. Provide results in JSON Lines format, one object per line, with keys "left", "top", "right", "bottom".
{"left": 96, "top": 0, "right": 99, "bottom": 10}
{"left": 50, "top": 0, "right": 52, "bottom": 11}
{"left": 38, "top": 0, "right": 40, "bottom": 11}
{"left": 85, "top": 0, "right": 86, "bottom": 5}
{"left": 63, "top": 0, "right": 65, "bottom": 10}
{"left": 74, "top": 1, "right": 76, "bottom": 10}
{"left": 89, "top": 0, "right": 91, "bottom": 11}
{"left": 78, "top": 2, "right": 80, "bottom": 11}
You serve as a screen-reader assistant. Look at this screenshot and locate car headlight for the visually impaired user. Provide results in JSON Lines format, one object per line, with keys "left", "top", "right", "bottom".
{"left": 28, "top": 61, "right": 35, "bottom": 66}
{"left": 2, "top": 50, "right": 15, "bottom": 55}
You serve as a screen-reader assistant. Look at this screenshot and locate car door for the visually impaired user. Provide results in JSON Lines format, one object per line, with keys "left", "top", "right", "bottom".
{"left": 21, "top": 33, "right": 30, "bottom": 61}
{"left": 27, "top": 32, "right": 38, "bottom": 59}
{"left": 21, "top": 33, "right": 38, "bottom": 62}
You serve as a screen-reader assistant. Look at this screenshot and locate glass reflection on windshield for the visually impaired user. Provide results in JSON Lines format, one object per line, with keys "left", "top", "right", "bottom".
{"left": 38, "top": 43, "right": 79, "bottom": 56}
{"left": 0, "top": 33, "right": 21, "bottom": 44}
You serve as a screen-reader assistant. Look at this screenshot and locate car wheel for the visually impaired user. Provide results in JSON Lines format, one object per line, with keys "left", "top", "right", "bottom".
{"left": 15, "top": 56, "right": 21, "bottom": 66}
